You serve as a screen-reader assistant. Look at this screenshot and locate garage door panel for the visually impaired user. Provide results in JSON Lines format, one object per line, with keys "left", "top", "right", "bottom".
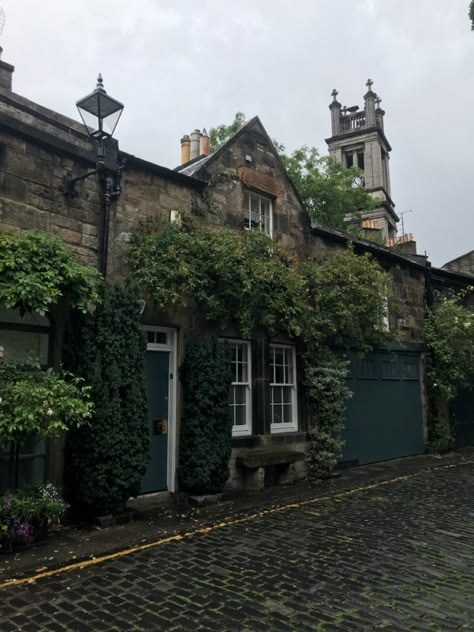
{"left": 341, "top": 351, "right": 424, "bottom": 466}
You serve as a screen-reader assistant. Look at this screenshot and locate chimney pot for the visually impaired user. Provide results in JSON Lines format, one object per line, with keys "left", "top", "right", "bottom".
{"left": 200, "top": 128, "right": 209, "bottom": 157}
{"left": 180, "top": 134, "right": 191, "bottom": 165}
{"left": 190, "top": 129, "right": 202, "bottom": 160}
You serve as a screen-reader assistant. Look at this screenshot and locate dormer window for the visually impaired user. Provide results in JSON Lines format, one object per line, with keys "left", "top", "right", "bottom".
{"left": 243, "top": 190, "right": 272, "bottom": 236}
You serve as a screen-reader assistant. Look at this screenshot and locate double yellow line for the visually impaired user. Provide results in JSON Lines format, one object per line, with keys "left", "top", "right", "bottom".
{"left": 0, "top": 460, "right": 470, "bottom": 591}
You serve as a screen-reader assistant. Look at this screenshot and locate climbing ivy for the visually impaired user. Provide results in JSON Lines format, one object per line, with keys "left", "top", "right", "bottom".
{"left": 0, "top": 229, "right": 101, "bottom": 315}
{"left": 67, "top": 284, "right": 149, "bottom": 516}
{"left": 179, "top": 338, "right": 233, "bottom": 494}
{"left": 128, "top": 219, "right": 393, "bottom": 480}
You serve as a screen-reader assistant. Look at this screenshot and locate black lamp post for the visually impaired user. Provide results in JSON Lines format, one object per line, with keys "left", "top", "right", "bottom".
{"left": 63, "top": 74, "right": 125, "bottom": 276}
{"left": 76, "top": 74, "right": 124, "bottom": 163}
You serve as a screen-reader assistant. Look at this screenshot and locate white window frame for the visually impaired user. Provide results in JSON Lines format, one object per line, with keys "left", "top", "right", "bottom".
{"left": 270, "top": 344, "right": 298, "bottom": 433}
{"left": 225, "top": 340, "right": 252, "bottom": 437}
{"left": 243, "top": 190, "right": 273, "bottom": 236}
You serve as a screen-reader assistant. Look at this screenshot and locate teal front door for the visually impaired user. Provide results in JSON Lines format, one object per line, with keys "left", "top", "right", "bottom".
{"left": 142, "top": 350, "right": 170, "bottom": 493}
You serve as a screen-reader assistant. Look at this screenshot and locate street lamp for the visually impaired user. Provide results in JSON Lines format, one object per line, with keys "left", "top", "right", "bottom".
{"left": 63, "top": 74, "right": 125, "bottom": 276}
{"left": 76, "top": 74, "right": 124, "bottom": 163}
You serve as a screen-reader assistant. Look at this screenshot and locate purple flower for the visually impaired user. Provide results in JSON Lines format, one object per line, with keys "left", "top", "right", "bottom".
{"left": 10, "top": 518, "right": 34, "bottom": 543}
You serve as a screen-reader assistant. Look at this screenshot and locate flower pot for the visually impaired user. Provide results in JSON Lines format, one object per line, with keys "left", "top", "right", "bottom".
{"left": 0, "top": 520, "right": 48, "bottom": 554}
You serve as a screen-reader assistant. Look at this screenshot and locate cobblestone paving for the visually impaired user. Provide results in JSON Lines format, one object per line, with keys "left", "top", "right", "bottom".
{"left": 2, "top": 461, "right": 474, "bottom": 631}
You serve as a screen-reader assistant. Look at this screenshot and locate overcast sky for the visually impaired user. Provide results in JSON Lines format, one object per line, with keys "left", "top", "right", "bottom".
{"left": 2, "top": 1, "right": 473, "bottom": 266}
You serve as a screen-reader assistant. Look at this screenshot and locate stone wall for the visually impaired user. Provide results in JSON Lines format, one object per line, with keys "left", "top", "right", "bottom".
{"left": 108, "top": 159, "right": 200, "bottom": 279}
{"left": 443, "top": 251, "right": 474, "bottom": 277}
{"left": 0, "top": 88, "right": 104, "bottom": 267}
{"left": 198, "top": 118, "right": 312, "bottom": 256}
{"left": 309, "top": 226, "right": 427, "bottom": 345}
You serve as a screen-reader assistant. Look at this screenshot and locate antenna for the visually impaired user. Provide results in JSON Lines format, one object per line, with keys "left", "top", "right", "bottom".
{"left": 400, "top": 209, "right": 413, "bottom": 236}
{"left": 0, "top": 7, "right": 5, "bottom": 40}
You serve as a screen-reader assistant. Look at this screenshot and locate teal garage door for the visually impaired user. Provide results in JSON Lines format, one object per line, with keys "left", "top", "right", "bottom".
{"left": 341, "top": 351, "right": 425, "bottom": 466}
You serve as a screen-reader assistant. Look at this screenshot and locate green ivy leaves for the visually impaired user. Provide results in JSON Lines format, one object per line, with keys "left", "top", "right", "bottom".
{"left": 179, "top": 338, "right": 233, "bottom": 494}
{"left": 0, "top": 361, "right": 93, "bottom": 442}
{"left": 128, "top": 219, "right": 391, "bottom": 348}
{"left": 0, "top": 230, "right": 102, "bottom": 315}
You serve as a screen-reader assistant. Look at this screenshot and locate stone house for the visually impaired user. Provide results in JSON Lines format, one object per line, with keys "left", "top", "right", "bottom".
{"left": 0, "top": 53, "right": 471, "bottom": 496}
{"left": 443, "top": 250, "right": 474, "bottom": 277}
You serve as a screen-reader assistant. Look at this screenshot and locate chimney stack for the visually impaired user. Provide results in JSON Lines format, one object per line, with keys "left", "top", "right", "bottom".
{"left": 190, "top": 129, "right": 202, "bottom": 160}
{"left": 180, "top": 135, "right": 190, "bottom": 165}
{"left": 200, "top": 128, "right": 209, "bottom": 157}
{"left": 0, "top": 48, "right": 14, "bottom": 91}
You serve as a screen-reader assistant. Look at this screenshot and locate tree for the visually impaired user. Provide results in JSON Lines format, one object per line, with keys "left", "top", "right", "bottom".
{"left": 0, "top": 361, "right": 92, "bottom": 490}
{"left": 207, "top": 115, "right": 375, "bottom": 232}
{"left": 280, "top": 146, "right": 374, "bottom": 231}
{"left": 208, "top": 112, "right": 247, "bottom": 153}
{"left": 470, "top": 1, "right": 474, "bottom": 29}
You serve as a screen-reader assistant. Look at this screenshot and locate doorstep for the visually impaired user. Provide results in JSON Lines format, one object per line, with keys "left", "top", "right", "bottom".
{"left": 2, "top": 447, "right": 473, "bottom": 584}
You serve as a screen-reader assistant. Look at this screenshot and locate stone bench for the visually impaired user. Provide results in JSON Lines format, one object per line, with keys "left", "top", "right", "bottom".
{"left": 235, "top": 448, "right": 305, "bottom": 491}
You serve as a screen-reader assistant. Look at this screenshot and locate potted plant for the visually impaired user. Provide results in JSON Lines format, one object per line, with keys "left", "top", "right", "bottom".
{"left": 0, "top": 484, "right": 68, "bottom": 552}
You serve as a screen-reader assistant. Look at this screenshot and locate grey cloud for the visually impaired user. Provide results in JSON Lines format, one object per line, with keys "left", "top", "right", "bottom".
{"left": 2, "top": 0, "right": 472, "bottom": 265}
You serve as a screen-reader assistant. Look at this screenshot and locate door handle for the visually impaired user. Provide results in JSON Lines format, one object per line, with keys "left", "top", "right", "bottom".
{"left": 152, "top": 419, "right": 168, "bottom": 435}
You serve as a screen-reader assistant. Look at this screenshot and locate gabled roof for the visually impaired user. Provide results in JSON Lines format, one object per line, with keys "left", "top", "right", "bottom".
{"left": 121, "top": 151, "right": 205, "bottom": 189}
{"left": 175, "top": 116, "right": 306, "bottom": 211}
{"left": 442, "top": 249, "right": 474, "bottom": 269}
{"left": 177, "top": 153, "right": 213, "bottom": 177}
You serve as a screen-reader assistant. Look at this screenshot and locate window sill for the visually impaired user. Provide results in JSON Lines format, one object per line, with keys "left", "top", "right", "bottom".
{"left": 270, "top": 424, "right": 298, "bottom": 435}
{"left": 232, "top": 428, "right": 252, "bottom": 438}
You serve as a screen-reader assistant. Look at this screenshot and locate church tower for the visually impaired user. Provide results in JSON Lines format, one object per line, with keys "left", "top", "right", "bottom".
{"left": 326, "top": 79, "right": 398, "bottom": 240}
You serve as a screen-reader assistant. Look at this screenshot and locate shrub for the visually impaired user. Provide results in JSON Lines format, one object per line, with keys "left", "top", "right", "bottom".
{"left": 68, "top": 284, "right": 149, "bottom": 516}
{"left": 0, "top": 360, "right": 92, "bottom": 489}
{"left": 425, "top": 289, "right": 474, "bottom": 451}
{"left": 179, "top": 338, "right": 233, "bottom": 494}
{"left": 305, "top": 349, "right": 351, "bottom": 479}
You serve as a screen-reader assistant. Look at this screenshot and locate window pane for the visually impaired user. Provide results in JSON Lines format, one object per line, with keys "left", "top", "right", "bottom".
{"left": 286, "top": 352, "right": 294, "bottom": 383}
{"left": 250, "top": 194, "right": 259, "bottom": 213}
{"left": 283, "top": 404, "right": 293, "bottom": 424}
{"left": 0, "top": 307, "right": 49, "bottom": 327}
{"left": 250, "top": 210, "right": 260, "bottom": 230}
{"left": 244, "top": 192, "right": 250, "bottom": 210}
{"left": 237, "top": 361, "right": 248, "bottom": 383}
{"left": 275, "top": 363, "right": 284, "bottom": 384}
{"left": 272, "top": 386, "right": 282, "bottom": 405}
{"left": 263, "top": 212, "right": 271, "bottom": 235}
{"left": 272, "top": 404, "right": 282, "bottom": 424}
{"left": 281, "top": 386, "right": 292, "bottom": 405}
{"left": 274, "top": 347, "right": 284, "bottom": 365}
{"left": 0, "top": 330, "right": 49, "bottom": 364}
{"left": 233, "top": 385, "right": 247, "bottom": 405}
{"left": 234, "top": 405, "right": 247, "bottom": 426}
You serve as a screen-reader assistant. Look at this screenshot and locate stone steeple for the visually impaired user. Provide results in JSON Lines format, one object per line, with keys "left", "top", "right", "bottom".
{"left": 326, "top": 79, "right": 398, "bottom": 240}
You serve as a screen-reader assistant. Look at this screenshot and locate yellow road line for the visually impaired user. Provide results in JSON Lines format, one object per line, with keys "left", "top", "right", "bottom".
{"left": 1, "top": 459, "right": 472, "bottom": 591}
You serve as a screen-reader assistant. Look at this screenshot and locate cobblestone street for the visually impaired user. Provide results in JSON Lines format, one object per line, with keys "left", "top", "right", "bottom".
{"left": 2, "top": 460, "right": 474, "bottom": 631}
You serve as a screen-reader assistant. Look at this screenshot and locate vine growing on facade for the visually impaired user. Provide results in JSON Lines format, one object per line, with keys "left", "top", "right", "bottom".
{"left": 128, "top": 218, "right": 393, "bottom": 479}
{"left": 425, "top": 288, "right": 474, "bottom": 452}
{"left": 0, "top": 229, "right": 101, "bottom": 315}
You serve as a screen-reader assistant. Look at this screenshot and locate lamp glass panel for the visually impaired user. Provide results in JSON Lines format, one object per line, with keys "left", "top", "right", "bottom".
{"left": 102, "top": 108, "right": 122, "bottom": 136}
{"left": 77, "top": 106, "right": 99, "bottom": 136}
